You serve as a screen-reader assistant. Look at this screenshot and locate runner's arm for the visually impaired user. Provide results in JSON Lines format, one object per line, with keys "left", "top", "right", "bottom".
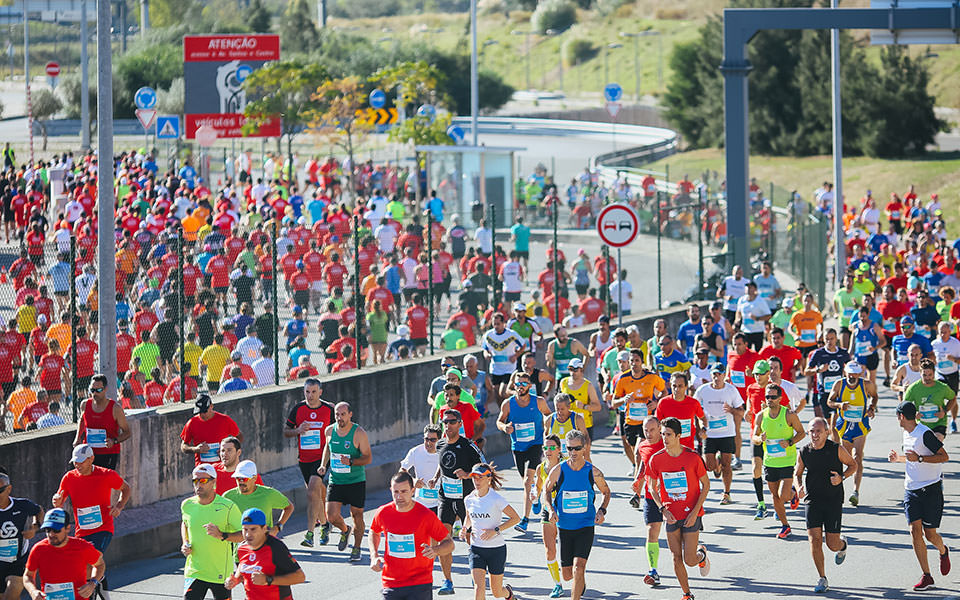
{"left": 540, "top": 370, "right": 556, "bottom": 397}
{"left": 114, "top": 402, "right": 132, "bottom": 444}
{"left": 837, "top": 445, "right": 858, "bottom": 481}
{"left": 350, "top": 428, "right": 373, "bottom": 467}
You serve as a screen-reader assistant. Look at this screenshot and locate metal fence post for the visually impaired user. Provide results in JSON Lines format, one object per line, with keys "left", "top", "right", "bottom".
{"left": 489, "top": 203, "right": 498, "bottom": 309}
{"left": 272, "top": 224, "right": 279, "bottom": 385}
{"left": 697, "top": 188, "right": 704, "bottom": 299}
{"left": 656, "top": 190, "right": 662, "bottom": 310}
{"left": 552, "top": 203, "right": 559, "bottom": 322}
{"left": 604, "top": 245, "right": 611, "bottom": 318}
{"left": 178, "top": 234, "right": 185, "bottom": 403}
{"left": 70, "top": 236, "right": 77, "bottom": 422}
{"left": 426, "top": 211, "right": 434, "bottom": 355}
{"left": 353, "top": 215, "right": 363, "bottom": 369}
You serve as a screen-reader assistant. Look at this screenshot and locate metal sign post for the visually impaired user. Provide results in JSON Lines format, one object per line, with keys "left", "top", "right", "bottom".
{"left": 596, "top": 202, "right": 639, "bottom": 320}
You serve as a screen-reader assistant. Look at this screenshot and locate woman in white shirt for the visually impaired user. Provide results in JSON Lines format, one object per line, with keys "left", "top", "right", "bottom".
{"left": 462, "top": 463, "right": 522, "bottom": 599}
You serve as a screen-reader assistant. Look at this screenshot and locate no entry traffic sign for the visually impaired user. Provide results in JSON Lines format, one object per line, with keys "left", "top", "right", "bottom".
{"left": 596, "top": 203, "right": 639, "bottom": 247}
{"left": 45, "top": 62, "right": 60, "bottom": 77}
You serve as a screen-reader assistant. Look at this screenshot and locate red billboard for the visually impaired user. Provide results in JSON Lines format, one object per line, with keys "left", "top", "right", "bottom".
{"left": 183, "top": 34, "right": 281, "bottom": 62}
{"left": 185, "top": 113, "right": 282, "bottom": 140}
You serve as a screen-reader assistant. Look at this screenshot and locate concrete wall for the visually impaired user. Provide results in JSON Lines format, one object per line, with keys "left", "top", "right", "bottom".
{"left": 0, "top": 305, "right": 687, "bottom": 564}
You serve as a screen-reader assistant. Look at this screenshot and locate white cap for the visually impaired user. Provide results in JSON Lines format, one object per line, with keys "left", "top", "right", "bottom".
{"left": 192, "top": 464, "right": 217, "bottom": 479}
{"left": 513, "top": 302, "right": 526, "bottom": 311}
{"left": 844, "top": 362, "right": 863, "bottom": 375}
{"left": 568, "top": 357, "right": 584, "bottom": 369}
{"left": 232, "top": 460, "right": 258, "bottom": 479}
{"left": 397, "top": 325, "right": 410, "bottom": 337}
{"left": 71, "top": 444, "right": 94, "bottom": 463}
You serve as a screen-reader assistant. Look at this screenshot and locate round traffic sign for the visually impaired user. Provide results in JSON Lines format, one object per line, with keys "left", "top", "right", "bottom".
{"left": 195, "top": 125, "right": 218, "bottom": 148}
{"left": 603, "top": 83, "right": 623, "bottom": 103}
{"left": 416, "top": 103, "right": 436, "bottom": 124}
{"left": 45, "top": 62, "right": 60, "bottom": 77}
{"left": 369, "top": 89, "right": 386, "bottom": 109}
{"left": 134, "top": 86, "right": 157, "bottom": 110}
{"left": 446, "top": 124, "right": 465, "bottom": 144}
{"left": 596, "top": 203, "right": 639, "bottom": 247}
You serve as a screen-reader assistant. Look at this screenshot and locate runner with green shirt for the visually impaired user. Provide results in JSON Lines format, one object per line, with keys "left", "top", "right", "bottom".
{"left": 131, "top": 330, "right": 160, "bottom": 380}
{"left": 319, "top": 402, "right": 372, "bottom": 562}
{"left": 180, "top": 464, "right": 242, "bottom": 600}
{"left": 430, "top": 368, "right": 478, "bottom": 421}
{"left": 222, "top": 461, "right": 293, "bottom": 536}
{"left": 903, "top": 358, "right": 957, "bottom": 441}
{"left": 547, "top": 327, "right": 588, "bottom": 380}
{"left": 769, "top": 299, "right": 797, "bottom": 347}
{"left": 833, "top": 277, "right": 863, "bottom": 349}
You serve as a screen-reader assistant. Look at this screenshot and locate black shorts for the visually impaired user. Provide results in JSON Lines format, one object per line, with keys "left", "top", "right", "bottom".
{"left": 623, "top": 423, "right": 644, "bottom": 447}
{"left": 805, "top": 498, "right": 843, "bottom": 534}
{"left": 438, "top": 498, "right": 466, "bottom": 525}
{"left": 207, "top": 381, "right": 219, "bottom": 392}
{"left": 158, "top": 346, "right": 176, "bottom": 361}
{"left": 503, "top": 291, "right": 521, "bottom": 302}
{"left": 705, "top": 436, "right": 736, "bottom": 455}
{"left": 76, "top": 375, "right": 92, "bottom": 393}
{"left": 0, "top": 556, "right": 26, "bottom": 590}
{"left": 469, "top": 544, "right": 507, "bottom": 575}
{"left": 932, "top": 424, "right": 948, "bottom": 436}
{"left": 800, "top": 345, "right": 818, "bottom": 359}
{"left": 382, "top": 583, "right": 433, "bottom": 600}
{"left": 299, "top": 459, "right": 325, "bottom": 485}
{"left": 905, "top": 481, "right": 944, "bottom": 529}
{"left": 558, "top": 526, "right": 594, "bottom": 566}
{"left": 513, "top": 445, "right": 542, "bottom": 476}
{"left": 643, "top": 497, "right": 663, "bottom": 525}
{"left": 764, "top": 465, "right": 794, "bottom": 483}
{"left": 184, "top": 578, "right": 231, "bottom": 600}
{"left": 666, "top": 515, "right": 703, "bottom": 534}
{"left": 411, "top": 337, "right": 428, "bottom": 347}
{"left": 883, "top": 333, "right": 896, "bottom": 348}
{"left": 815, "top": 392, "right": 835, "bottom": 419}
{"left": 214, "top": 286, "right": 228, "bottom": 295}
{"left": 939, "top": 371, "right": 959, "bottom": 394}
{"left": 54, "top": 290, "right": 69, "bottom": 298}
{"left": 744, "top": 332, "right": 764, "bottom": 351}
{"left": 575, "top": 284, "right": 589, "bottom": 296}
{"left": 490, "top": 373, "right": 512, "bottom": 386}
{"left": 856, "top": 352, "right": 879, "bottom": 371}
{"left": 402, "top": 288, "right": 418, "bottom": 302}
{"left": 752, "top": 442, "right": 764, "bottom": 459}
{"left": 294, "top": 290, "right": 310, "bottom": 308}
{"left": 328, "top": 481, "right": 366, "bottom": 508}
{"left": 93, "top": 454, "right": 119, "bottom": 470}
{"left": 515, "top": 251, "right": 529, "bottom": 260}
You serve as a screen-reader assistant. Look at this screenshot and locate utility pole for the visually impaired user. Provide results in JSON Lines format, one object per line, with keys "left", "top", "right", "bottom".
{"left": 80, "top": 0, "right": 90, "bottom": 149}
{"left": 97, "top": 0, "right": 118, "bottom": 397}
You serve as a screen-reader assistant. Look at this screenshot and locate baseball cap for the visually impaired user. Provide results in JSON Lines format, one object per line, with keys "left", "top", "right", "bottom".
{"left": 711, "top": 363, "right": 725, "bottom": 374}
{"left": 241, "top": 508, "right": 267, "bottom": 526}
{"left": 71, "top": 443, "right": 94, "bottom": 464}
{"left": 293, "top": 305, "right": 303, "bottom": 313}
{"left": 569, "top": 358, "right": 584, "bottom": 369}
{"left": 844, "top": 362, "right": 863, "bottom": 374}
{"left": 513, "top": 302, "right": 526, "bottom": 311}
{"left": 232, "top": 460, "right": 258, "bottom": 479}
{"left": 900, "top": 316, "right": 915, "bottom": 326}
{"left": 781, "top": 298, "right": 793, "bottom": 308}
{"left": 194, "top": 394, "right": 213, "bottom": 414}
{"left": 617, "top": 350, "right": 630, "bottom": 361}
{"left": 857, "top": 262, "right": 870, "bottom": 272}
{"left": 896, "top": 401, "right": 918, "bottom": 420}
{"left": 470, "top": 464, "right": 492, "bottom": 478}
{"left": 752, "top": 360, "right": 771, "bottom": 375}
{"left": 192, "top": 464, "right": 217, "bottom": 479}
{"left": 397, "top": 325, "right": 410, "bottom": 337}
{"left": 41, "top": 508, "right": 69, "bottom": 531}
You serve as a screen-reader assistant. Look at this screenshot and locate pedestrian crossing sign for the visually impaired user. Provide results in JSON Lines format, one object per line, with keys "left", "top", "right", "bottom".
{"left": 156, "top": 115, "right": 180, "bottom": 140}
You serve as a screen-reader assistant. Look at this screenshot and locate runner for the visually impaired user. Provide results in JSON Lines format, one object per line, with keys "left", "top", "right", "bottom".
{"left": 559, "top": 359, "right": 602, "bottom": 440}
{"left": 726, "top": 332, "right": 760, "bottom": 471}
{"left": 225, "top": 508, "right": 305, "bottom": 596}
{"left": 654, "top": 372, "right": 706, "bottom": 452}
{"left": 888, "top": 402, "right": 951, "bottom": 592}
{"left": 930, "top": 322, "right": 960, "bottom": 433}
{"left": 544, "top": 393, "right": 590, "bottom": 456}
{"left": 610, "top": 349, "right": 665, "bottom": 485}
{"left": 179, "top": 394, "right": 242, "bottom": 465}
{"left": 223, "top": 461, "right": 294, "bottom": 537}
{"left": 848, "top": 306, "right": 885, "bottom": 383}
{"left": 481, "top": 313, "right": 525, "bottom": 407}
{"left": 282, "top": 378, "right": 334, "bottom": 548}
{"left": 752, "top": 384, "right": 806, "bottom": 538}
{"left": 180, "top": 463, "right": 242, "bottom": 600}
{"left": 736, "top": 282, "right": 772, "bottom": 351}
{"left": 462, "top": 463, "right": 521, "bottom": 600}
{"left": 319, "top": 402, "right": 372, "bottom": 562}
{"left": 496, "top": 370, "right": 550, "bottom": 532}
{"left": 795, "top": 417, "right": 856, "bottom": 594}
{"left": 546, "top": 326, "right": 588, "bottom": 381}
{"left": 903, "top": 358, "right": 957, "bottom": 442}
{"left": 212, "top": 436, "right": 262, "bottom": 495}
{"left": 23, "top": 508, "right": 106, "bottom": 600}
{"left": 646, "top": 417, "right": 712, "bottom": 600}
{"left": 400, "top": 424, "right": 443, "bottom": 510}
{"left": 428, "top": 408, "right": 485, "bottom": 595}
{"left": 694, "top": 364, "right": 745, "bottom": 504}
{"left": 73, "top": 374, "right": 131, "bottom": 470}
{"left": 892, "top": 344, "right": 925, "bottom": 398}
{"left": 630, "top": 417, "right": 666, "bottom": 587}
{"left": 0, "top": 471, "right": 42, "bottom": 600}
{"left": 544, "top": 430, "right": 611, "bottom": 600}
{"left": 826, "top": 361, "right": 879, "bottom": 507}
{"left": 805, "top": 329, "right": 852, "bottom": 422}
{"left": 534, "top": 434, "right": 565, "bottom": 598}
{"left": 369, "top": 471, "right": 455, "bottom": 600}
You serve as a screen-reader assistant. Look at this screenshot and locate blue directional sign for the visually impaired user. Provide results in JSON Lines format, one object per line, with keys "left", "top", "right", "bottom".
{"left": 446, "top": 124, "right": 465, "bottom": 144}
{"left": 416, "top": 103, "right": 437, "bottom": 124}
{"left": 134, "top": 86, "right": 157, "bottom": 110}
{"left": 369, "top": 89, "right": 386, "bottom": 109}
{"left": 156, "top": 115, "right": 180, "bottom": 140}
{"left": 603, "top": 83, "right": 623, "bottom": 103}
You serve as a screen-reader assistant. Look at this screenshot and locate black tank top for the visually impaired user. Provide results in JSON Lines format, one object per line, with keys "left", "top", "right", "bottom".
{"left": 799, "top": 439, "right": 844, "bottom": 502}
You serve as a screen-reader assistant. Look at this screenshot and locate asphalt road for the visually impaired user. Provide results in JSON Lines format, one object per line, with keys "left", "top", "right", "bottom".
{"left": 109, "top": 377, "right": 960, "bottom": 599}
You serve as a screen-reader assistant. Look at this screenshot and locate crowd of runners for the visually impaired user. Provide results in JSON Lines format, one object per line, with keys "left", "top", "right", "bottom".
{"left": 0, "top": 144, "right": 956, "bottom": 600}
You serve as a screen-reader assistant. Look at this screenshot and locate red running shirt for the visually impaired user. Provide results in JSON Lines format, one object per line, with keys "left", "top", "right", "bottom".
{"left": 370, "top": 501, "right": 450, "bottom": 588}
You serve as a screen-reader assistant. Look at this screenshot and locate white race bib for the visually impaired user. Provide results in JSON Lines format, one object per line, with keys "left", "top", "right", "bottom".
{"left": 765, "top": 440, "right": 787, "bottom": 457}
{"left": 662, "top": 471, "right": 688, "bottom": 499}
{"left": 77, "top": 505, "right": 103, "bottom": 530}
{"left": 707, "top": 415, "right": 728, "bottom": 432}
{"left": 561, "top": 490, "right": 588, "bottom": 514}
{"left": 938, "top": 359, "right": 954, "bottom": 372}
{"left": 843, "top": 405, "right": 864, "bottom": 423}
{"left": 0, "top": 538, "right": 17, "bottom": 562}
{"left": 331, "top": 454, "right": 351, "bottom": 474}
{"left": 883, "top": 319, "right": 896, "bottom": 333}
{"left": 199, "top": 442, "right": 220, "bottom": 463}
{"left": 387, "top": 532, "right": 416, "bottom": 559}
{"left": 680, "top": 419, "right": 692, "bottom": 438}
{"left": 731, "top": 371, "right": 746, "bottom": 388}
{"left": 842, "top": 307, "right": 856, "bottom": 321}
{"left": 855, "top": 341, "right": 872, "bottom": 357}
{"left": 514, "top": 422, "right": 536, "bottom": 443}
{"left": 919, "top": 404, "right": 940, "bottom": 422}
{"left": 823, "top": 376, "right": 840, "bottom": 391}
{"left": 415, "top": 487, "right": 439, "bottom": 502}
{"left": 86, "top": 428, "right": 107, "bottom": 448}
{"left": 44, "top": 583, "right": 75, "bottom": 600}
{"left": 800, "top": 329, "right": 816, "bottom": 343}
{"left": 628, "top": 402, "right": 648, "bottom": 420}
{"left": 441, "top": 476, "right": 463, "bottom": 499}
{"left": 299, "top": 427, "right": 323, "bottom": 451}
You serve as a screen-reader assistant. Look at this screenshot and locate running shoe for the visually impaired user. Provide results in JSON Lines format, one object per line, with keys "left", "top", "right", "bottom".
{"left": 731, "top": 457, "right": 743, "bottom": 471}
{"left": 453, "top": 522, "right": 462, "bottom": 538}
{"left": 814, "top": 577, "right": 829, "bottom": 593}
{"left": 549, "top": 584, "right": 563, "bottom": 598}
{"left": 629, "top": 494, "right": 641, "bottom": 509}
{"left": 777, "top": 525, "right": 791, "bottom": 539}
{"left": 338, "top": 525, "right": 353, "bottom": 551}
{"left": 515, "top": 517, "right": 529, "bottom": 532}
{"left": 438, "top": 579, "right": 455, "bottom": 595}
{"left": 941, "top": 547, "right": 951, "bottom": 576}
{"left": 754, "top": 504, "right": 767, "bottom": 520}
{"left": 913, "top": 573, "right": 935, "bottom": 591}
{"left": 883, "top": 376, "right": 891, "bottom": 387}
{"left": 697, "top": 544, "right": 711, "bottom": 576}
{"left": 849, "top": 490, "right": 859, "bottom": 507}
{"left": 681, "top": 593, "right": 695, "bottom": 600}
{"left": 300, "top": 530, "right": 314, "bottom": 548}
{"left": 952, "top": 420, "right": 958, "bottom": 434}
{"left": 836, "top": 536, "right": 847, "bottom": 565}
{"left": 504, "top": 583, "right": 514, "bottom": 599}
{"left": 532, "top": 500, "right": 542, "bottom": 514}
{"left": 350, "top": 546, "right": 361, "bottom": 562}
{"left": 319, "top": 523, "right": 330, "bottom": 545}
{"left": 720, "top": 493, "right": 732, "bottom": 505}
{"left": 643, "top": 569, "right": 660, "bottom": 586}
{"left": 790, "top": 489, "right": 800, "bottom": 511}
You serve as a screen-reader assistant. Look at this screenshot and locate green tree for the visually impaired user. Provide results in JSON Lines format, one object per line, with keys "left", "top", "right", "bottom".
{"left": 114, "top": 43, "right": 183, "bottom": 118}
{"left": 308, "top": 76, "right": 375, "bottom": 199}
{"left": 150, "top": 0, "right": 201, "bottom": 27}
{"left": 242, "top": 60, "right": 328, "bottom": 184}
{"left": 245, "top": 0, "right": 273, "bottom": 33}
{"left": 281, "top": 0, "right": 318, "bottom": 54}
{"left": 32, "top": 89, "right": 63, "bottom": 151}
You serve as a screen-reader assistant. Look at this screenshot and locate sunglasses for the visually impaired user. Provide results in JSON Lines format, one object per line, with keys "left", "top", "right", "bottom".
{"left": 424, "top": 437, "right": 439, "bottom": 442}
{"left": 90, "top": 387, "right": 105, "bottom": 393}
{"left": 516, "top": 381, "right": 530, "bottom": 387}
{"left": 192, "top": 477, "right": 212, "bottom": 484}
{"left": 765, "top": 395, "right": 780, "bottom": 400}
{"left": 442, "top": 419, "right": 460, "bottom": 424}
{"left": 543, "top": 445, "right": 559, "bottom": 451}
{"left": 0, "top": 485, "right": 9, "bottom": 494}
{"left": 567, "top": 445, "right": 584, "bottom": 451}
{"left": 234, "top": 477, "right": 255, "bottom": 482}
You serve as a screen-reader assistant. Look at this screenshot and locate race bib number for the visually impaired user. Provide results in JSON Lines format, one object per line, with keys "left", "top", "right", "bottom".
{"left": 77, "top": 505, "right": 103, "bottom": 530}
{"left": 823, "top": 376, "right": 840, "bottom": 391}
{"left": 415, "top": 487, "right": 439, "bottom": 502}
{"left": 938, "top": 359, "right": 954, "bottom": 372}
{"left": 897, "top": 355, "right": 908, "bottom": 366}
{"left": 442, "top": 476, "right": 463, "bottom": 499}
{"left": 0, "top": 538, "right": 18, "bottom": 562}
{"left": 800, "top": 329, "right": 816, "bottom": 343}
{"left": 855, "top": 341, "right": 872, "bottom": 357}
{"left": 387, "top": 532, "right": 416, "bottom": 559}
{"left": 731, "top": 371, "right": 746, "bottom": 388}
{"left": 561, "top": 490, "right": 588, "bottom": 514}
{"left": 743, "top": 317, "right": 755, "bottom": 329}
{"left": 86, "top": 428, "right": 107, "bottom": 448}
{"left": 843, "top": 405, "right": 864, "bottom": 422}
{"left": 765, "top": 440, "right": 787, "bottom": 457}
{"left": 662, "top": 471, "right": 688, "bottom": 499}
{"left": 707, "top": 415, "right": 728, "bottom": 432}
{"left": 919, "top": 404, "right": 940, "bottom": 422}
{"left": 842, "top": 307, "right": 856, "bottom": 321}
{"left": 514, "top": 422, "right": 536, "bottom": 443}
{"left": 493, "top": 355, "right": 508, "bottom": 363}
{"left": 199, "top": 442, "right": 220, "bottom": 463}
{"left": 680, "top": 419, "right": 692, "bottom": 438}
{"left": 299, "top": 426, "right": 324, "bottom": 451}
{"left": 331, "top": 454, "right": 351, "bottom": 474}
{"left": 628, "top": 402, "right": 648, "bottom": 420}
{"left": 883, "top": 319, "right": 896, "bottom": 333}
{"left": 44, "top": 583, "right": 75, "bottom": 600}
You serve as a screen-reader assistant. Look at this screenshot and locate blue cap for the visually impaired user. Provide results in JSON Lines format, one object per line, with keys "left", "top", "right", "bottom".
{"left": 42, "top": 508, "right": 68, "bottom": 531}
{"left": 900, "top": 316, "right": 915, "bottom": 326}
{"left": 241, "top": 508, "right": 267, "bottom": 526}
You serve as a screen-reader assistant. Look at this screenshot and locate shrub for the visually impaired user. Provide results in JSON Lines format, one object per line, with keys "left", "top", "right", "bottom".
{"left": 531, "top": 0, "right": 577, "bottom": 35}
{"left": 562, "top": 37, "right": 596, "bottom": 67}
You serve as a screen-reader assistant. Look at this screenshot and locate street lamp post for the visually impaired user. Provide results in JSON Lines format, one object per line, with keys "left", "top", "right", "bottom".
{"left": 470, "top": 0, "right": 478, "bottom": 146}
{"left": 510, "top": 29, "right": 532, "bottom": 90}
{"left": 619, "top": 30, "right": 661, "bottom": 99}
{"left": 603, "top": 42, "right": 622, "bottom": 85}
{"left": 545, "top": 28, "right": 562, "bottom": 92}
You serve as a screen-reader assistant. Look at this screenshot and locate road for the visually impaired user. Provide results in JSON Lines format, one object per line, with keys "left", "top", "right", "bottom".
{"left": 109, "top": 378, "right": 960, "bottom": 599}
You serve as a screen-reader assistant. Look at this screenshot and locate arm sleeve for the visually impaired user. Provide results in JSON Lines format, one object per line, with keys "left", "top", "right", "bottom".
{"left": 428, "top": 511, "right": 449, "bottom": 543}
{"left": 922, "top": 430, "right": 944, "bottom": 455}
{"left": 226, "top": 502, "right": 242, "bottom": 532}
{"left": 269, "top": 488, "right": 292, "bottom": 509}
{"left": 270, "top": 538, "right": 300, "bottom": 575}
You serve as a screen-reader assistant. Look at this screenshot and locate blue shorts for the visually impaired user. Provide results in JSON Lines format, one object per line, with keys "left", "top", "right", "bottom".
{"left": 81, "top": 530, "right": 113, "bottom": 553}
{"left": 469, "top": 544, "right": 507, "bottom": 575}
{"left": 643, "top": 497, "right": 663, "bottom": 525}
{"left": 835, "top": 415, "right": 871, "bottom": 442}
{"left": 905, "top": 481, "right": 944, "bottom": 529}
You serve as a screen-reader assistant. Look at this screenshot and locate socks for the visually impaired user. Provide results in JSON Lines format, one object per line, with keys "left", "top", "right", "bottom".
{"left": 646, "top": 542, "right": 660, "bottom": 570}
{"left": 753, "top": 477, "right": 765, "bottom": 504}
{"left": 547, "top": 559, "right": 561, "bottom": 584}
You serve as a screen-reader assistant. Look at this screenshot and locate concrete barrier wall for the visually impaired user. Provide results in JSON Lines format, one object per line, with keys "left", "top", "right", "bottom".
{"left": 0, "top": 305, "right": 687, "bottom": 563}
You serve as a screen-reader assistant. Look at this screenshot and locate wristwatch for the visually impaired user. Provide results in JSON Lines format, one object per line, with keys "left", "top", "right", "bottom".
{"left": 919, "top": 456, "right": 924, "bottom": 463}
{"left": 494, "top": 526, "right": 500, "bottom": 534}
{"left": 265, "top": 575, "right": 274, "bottom": 586}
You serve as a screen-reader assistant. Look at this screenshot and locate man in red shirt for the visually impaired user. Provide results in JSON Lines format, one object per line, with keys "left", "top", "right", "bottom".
{"left": 646, "top": 416, "right": 711, "bottom": 600}
{"left": 406, "top": 294, "right": 430, "bottom": 356}
{"left": 654, "top": 372, "right": 706, "bottom": 451}
{"left": 303, "top": 241, "right": 326, "bottom": 312}
{"left": 23, "top": 508, "right": 106, "bottom": 600}
{"left": 726, "top": 332, "right": 760, "bottom": 469}
{"left": 9, "top": 249, "right": 35, "bottom": 291}
{"left": 446, "top": 299, "right": 479, "bottom": 346}
{"left": 631, "top": 417, "right": 666, "bottom": 586}
{"left": 369, "top": 471, "right": 454, "bottom": 598}
{"left": 64, "top": 327, "right": 98, "bottom": 397}
{"left": 438, "top": 384, "right": 485, "bottom": 444}
{"left": 225, "top": 508, "right": 305, "bottom": 597}
{"left": 323, "top": 253, "right": 348, "bottom": 295}
{"left": 207, "top": 249, "right": 231, "bottom": 308}
{"left": 579, "top": 289, "right": 606, "bottom": 324}
{"left": 116, "top": 320, "right": 136, "bottom": 379}
{"left": 759, "top": 328, "right": 804, "bottom": 382}
{"left": 180, "top": 394, "right": 243, "bottom": 465}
